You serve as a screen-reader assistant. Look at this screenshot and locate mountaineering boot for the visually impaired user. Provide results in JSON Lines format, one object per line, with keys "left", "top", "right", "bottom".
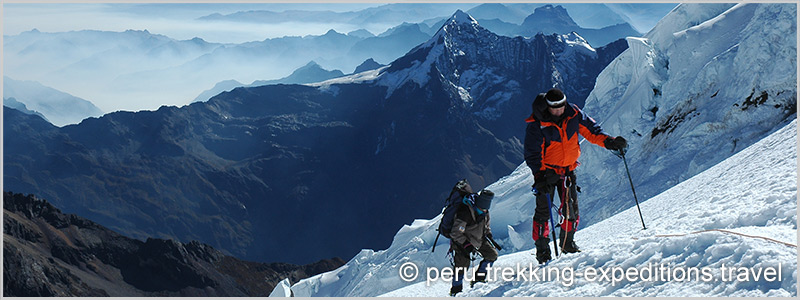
{"left": 451, "top": 270, "right": 464, "bottom": 296}
{"left": 559, "top": 230, "right": 581, "bottom": 254}
{"left": 449, "top": 285, "right": 462, "bottom": 296}
{"left": 534, "top": 238, "right": 551, "bottom": 264}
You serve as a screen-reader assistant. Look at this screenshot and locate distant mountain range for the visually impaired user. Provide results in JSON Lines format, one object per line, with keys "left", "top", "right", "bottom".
{"left": 4, "top": 29, "right": 224, "bottom": 112}
{"left": 4, "top": 10, "right": 626, "bottom": 265}
{"left": 3, "top": 192, "right": 344, "bottom": 296}
{"left": 198, "top": 3, "right": 660, "bottom": 33}
{"left": 3, "top": 76, "right": 103, "bottom": 126}
{"left": 514, "top": 5, "right": 641, "bottom": 47}
{"left": 251, "top": 61, "right": 344, "bottom": 86}
{"left": 190, "top": 5, "right": 636, "bottom": 104}
{"left": 197, "top": 3, "right": 474, "bottom": 27}
{"left": 4, "top": 4, "right": 647, "bottom": 113}
{"left": 194, "top": 59, "right": 385, "bottom": 103}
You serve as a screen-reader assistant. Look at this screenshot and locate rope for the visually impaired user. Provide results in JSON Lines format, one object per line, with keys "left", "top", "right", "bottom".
{"left": 635, "top": 229, "right": 797, "bottom": 248}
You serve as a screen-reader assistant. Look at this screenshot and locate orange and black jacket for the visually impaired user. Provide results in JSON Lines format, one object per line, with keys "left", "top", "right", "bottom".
{"left": 524, "top": 93, "right": 609, "bottom": 173}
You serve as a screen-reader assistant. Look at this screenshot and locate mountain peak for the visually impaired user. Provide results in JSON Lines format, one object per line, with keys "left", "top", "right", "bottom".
{"left": 538, "top": 4, "right": 566, "bottom": 13}
{"left": 524, "top": 4, "right": 579, "bottom": 29}
{"left": 353, "top": 58, "right": 385, "bottom": 74}
{"left": 449, "top": 9, "right": 478, "bottom": 26}
{"left": 303, "top": 61, "right": 321, "bottom": 68}
{"left": 323, "top": 29, "right": 341, "bottom": 36}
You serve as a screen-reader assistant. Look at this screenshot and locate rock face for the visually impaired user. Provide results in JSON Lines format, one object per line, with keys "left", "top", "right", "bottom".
{"left": 2, "top": 192, "right": 345, "bottom": 297}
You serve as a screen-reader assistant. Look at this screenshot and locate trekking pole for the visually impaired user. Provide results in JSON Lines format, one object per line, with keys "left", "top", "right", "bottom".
{"left": 546, "top": 191, "right": 559, "bottom": 257}
{"left": 620, "top": 151, "right": 647, "bottom": 230}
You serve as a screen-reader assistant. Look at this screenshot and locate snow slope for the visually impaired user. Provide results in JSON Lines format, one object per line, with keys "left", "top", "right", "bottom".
{"left": 381, "top": 118, "right": 797, "bottom": 297}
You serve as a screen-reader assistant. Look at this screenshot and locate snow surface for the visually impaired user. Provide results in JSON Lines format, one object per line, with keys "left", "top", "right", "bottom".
{"left": 310, "top": 66, "right": 388, "bottom": 89}
{"left": 269, "top": 278, "right": 293, "bottom": 297}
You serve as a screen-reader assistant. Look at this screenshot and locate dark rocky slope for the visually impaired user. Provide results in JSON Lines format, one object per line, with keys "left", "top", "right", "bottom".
{"left": 3, "top": 192, "right": 344, "bottom": 296}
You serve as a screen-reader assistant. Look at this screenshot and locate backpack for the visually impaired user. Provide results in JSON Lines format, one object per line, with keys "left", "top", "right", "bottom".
{"left": 432, "top": 179, "right": 474, "bottom": 252}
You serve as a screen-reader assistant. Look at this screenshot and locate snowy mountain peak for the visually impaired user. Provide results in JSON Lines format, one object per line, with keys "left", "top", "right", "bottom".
{"left": 428, "top": 10, "right": 485, "bottom": 46}
{"left": 449, "top": 9, "right": 479, "bottom": 26}
{"left": 375, "top": 7, "right": 616, "bottom": 107}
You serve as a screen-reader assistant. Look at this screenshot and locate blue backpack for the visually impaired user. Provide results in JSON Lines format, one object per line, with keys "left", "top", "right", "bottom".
{"left": 432, "top": 179, "right": 474, "bottom": 251}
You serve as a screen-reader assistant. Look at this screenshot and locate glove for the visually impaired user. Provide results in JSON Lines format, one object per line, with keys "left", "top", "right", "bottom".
{"left": 604, "top": 136, "right": 628, "bottom": 151}
{"left": 463, "top": 242, "right": 476, "bottom": 253}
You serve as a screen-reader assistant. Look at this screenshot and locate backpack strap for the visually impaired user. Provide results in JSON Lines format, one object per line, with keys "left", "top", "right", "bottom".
{"left": 462, "top": 195, "right": 478, "bottom": 222}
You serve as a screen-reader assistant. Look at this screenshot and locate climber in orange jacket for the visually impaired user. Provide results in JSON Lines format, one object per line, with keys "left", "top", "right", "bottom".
{"left": 524, "top": 88, "right": 627, "bottom": 264}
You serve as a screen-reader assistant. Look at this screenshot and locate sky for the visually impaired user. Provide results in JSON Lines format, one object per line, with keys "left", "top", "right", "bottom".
{"left": 3, "top": 3, "right": 389, "bottom": 44}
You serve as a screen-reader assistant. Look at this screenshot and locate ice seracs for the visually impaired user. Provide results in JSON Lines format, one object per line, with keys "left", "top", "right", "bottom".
{"left": 578, "top": 3, "right": 796, "bottom": 227}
